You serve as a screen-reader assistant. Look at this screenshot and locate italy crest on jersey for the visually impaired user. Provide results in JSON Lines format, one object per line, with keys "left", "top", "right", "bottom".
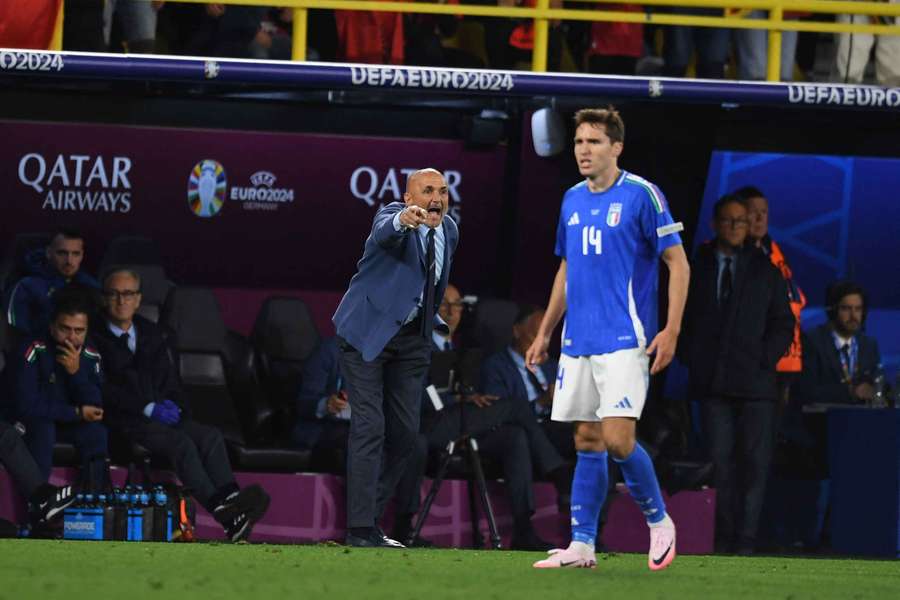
{"left": 607, "top": 203, "right": 622, "bottom": 227}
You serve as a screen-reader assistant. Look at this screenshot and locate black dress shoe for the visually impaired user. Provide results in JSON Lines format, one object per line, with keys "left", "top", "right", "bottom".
{"left": 345, "top": 527, "right": 406, "bottom": 548}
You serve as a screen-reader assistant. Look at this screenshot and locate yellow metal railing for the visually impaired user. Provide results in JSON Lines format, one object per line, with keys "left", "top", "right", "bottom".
{"left": 155, "top": 0, "right": 900, "bottom": 81}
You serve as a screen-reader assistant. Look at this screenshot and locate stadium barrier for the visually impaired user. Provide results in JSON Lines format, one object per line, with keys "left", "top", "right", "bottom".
{"left": 1, "top": 50, "right": 899, "bottom": 111}
{"left": 160, "top": 0, "right": 900, "bottom": 81}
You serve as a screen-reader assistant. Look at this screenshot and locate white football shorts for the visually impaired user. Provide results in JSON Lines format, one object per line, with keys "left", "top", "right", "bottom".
{"left": 551, "top": 347, "right": 649, "bottom": 422}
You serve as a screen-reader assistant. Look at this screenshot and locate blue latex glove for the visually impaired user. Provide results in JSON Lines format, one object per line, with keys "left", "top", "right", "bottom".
{"left": 150, "top": 400, "right": 181, "bottom": 426}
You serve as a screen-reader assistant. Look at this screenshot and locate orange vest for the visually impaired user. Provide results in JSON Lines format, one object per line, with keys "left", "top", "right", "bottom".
{"left": 768, "top": 239, "right": 805, "bottom": 372}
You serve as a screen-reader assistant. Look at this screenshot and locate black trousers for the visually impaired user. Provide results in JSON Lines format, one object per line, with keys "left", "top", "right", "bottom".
{"left": 116, "top": 419, "right": 235, "bottom": 510}
{"left": 703, "top": 398, "right": 776, "bottom": 547}
{"left": 424, "top": 397, "right": 566, "bottom": 519}
{"left": 0, "top": 421, "right": 44, "bottom": 499}
{"left": 301, "top": 419, "right": 427, "bottom": 517}
{"left": 339, "top": 329, "right": 431, "bottom": 529}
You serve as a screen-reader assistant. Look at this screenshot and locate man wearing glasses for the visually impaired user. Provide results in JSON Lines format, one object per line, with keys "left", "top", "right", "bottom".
{"left": 92, "top": 268, "right": 270, "bottom": 542}
{"left": 678, "top": 194, "right": 794, "bottom": 555}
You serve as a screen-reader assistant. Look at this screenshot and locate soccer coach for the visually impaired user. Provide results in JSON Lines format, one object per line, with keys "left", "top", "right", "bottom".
{"left": 334, "top": 168, "right": 459, "bottom": 548}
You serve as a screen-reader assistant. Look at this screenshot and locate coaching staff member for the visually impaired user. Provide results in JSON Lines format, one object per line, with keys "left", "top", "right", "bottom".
{"left": 333, "top": 168, "right": 459, "bottom": 548}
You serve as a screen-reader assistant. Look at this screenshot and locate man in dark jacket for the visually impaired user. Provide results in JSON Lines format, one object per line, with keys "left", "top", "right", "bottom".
{"left": 795, "top": 281, "right": 881, "bottom": 406}
{"left": 92, "top": 268, "right": 269, "bottom": 543}
{"left": 679, "top": 194, "right": 794, "bottom": 554}
{"left": 10, "top": 291, "right": 108, "bottom": 490}
{"left": 7, "top": 228, "right": 100, "bottom": 338}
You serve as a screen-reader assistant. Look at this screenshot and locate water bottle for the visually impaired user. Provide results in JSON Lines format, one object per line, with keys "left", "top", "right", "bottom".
{"left": 153, "top": 486, "right": 167, "bottom": 507}
{"left": 872, "top": 364, "right": 887, "bottom": 409}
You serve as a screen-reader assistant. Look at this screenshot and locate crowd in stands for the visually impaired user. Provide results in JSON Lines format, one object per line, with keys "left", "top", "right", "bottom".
{"left": 8, "top": 1, "right": 890, "bottom": 84}
{"left": 0, "top": 191, "right": 886, "bottom": 551}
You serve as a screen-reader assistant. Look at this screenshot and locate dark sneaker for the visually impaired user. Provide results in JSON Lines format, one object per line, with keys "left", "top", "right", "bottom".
{"left": 30, "top": 484, "right": 77, "bottom": 523}
{"left": 511, "top": 528, "right": 555, "bottom": 552}
{"left": 214, "top": 485, "right": 271, "bottom": 543}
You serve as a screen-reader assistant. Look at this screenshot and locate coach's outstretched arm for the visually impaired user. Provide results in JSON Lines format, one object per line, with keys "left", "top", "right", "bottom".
{"left": 525, "top": 259, "right": 567, "bottom": 371}
{"left": 647, "top": 244, "right": 690, "bottom": 375}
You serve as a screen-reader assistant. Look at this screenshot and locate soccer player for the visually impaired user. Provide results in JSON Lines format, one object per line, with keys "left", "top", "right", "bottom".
{"left": 526, "top": 107, "right": 689, "bottom": 571}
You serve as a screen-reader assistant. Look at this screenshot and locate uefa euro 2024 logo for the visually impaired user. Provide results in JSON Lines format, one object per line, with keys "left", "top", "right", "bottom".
{"left": 187, "top": 159, "right": 227, "bottom": 217}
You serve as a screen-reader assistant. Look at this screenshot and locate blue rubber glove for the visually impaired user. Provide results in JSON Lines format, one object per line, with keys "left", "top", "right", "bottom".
{"left": 150, "top": 400, "right": 181, "bottom": 426}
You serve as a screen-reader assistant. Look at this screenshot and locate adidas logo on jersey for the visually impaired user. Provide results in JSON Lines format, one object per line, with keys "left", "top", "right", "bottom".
{"left": 567, "top": 212, "right": 580, "bottom": 226}
{"left": 613, "top": 397, "right": 633, "bottom": 410}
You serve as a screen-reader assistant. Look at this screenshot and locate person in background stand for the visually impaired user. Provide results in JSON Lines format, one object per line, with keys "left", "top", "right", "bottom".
{"left": 679, "top": 194, "right": 793, "bottom": 554}
{"left": 734, "top": 185, "right": 806, "bottom": 410}
{"left": 10, "top": 291, "right": 109, "bottom": 492}
{"left": 795, "top": 281, "right": 882, "bottom": 407}
{"left": 93, "top": 268, "right": 270, "bottom": 543}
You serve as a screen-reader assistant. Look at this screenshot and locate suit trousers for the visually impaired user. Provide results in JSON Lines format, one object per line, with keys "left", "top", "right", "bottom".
{"left": 703, "top": 397, "right": 776, "bottom": 547}
{"left": 0, "top": 421, "right": 44, "bottom": 499}
{"left": 339, "top": 328, "right": 431, "bottom": 529}
{"left": 116, "top": 418, "right": 235, "bottom": 510}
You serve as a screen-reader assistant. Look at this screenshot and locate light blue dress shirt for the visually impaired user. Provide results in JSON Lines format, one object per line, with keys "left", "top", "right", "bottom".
{"left": 508, "top": 347, "right": 547, "bottom": 403}
{"left": 393, "top": 212, "right": 445, "bottom": 323}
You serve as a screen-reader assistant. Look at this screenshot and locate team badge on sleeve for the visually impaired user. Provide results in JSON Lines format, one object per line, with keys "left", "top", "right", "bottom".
{"left": 606, "top": 203, "right": 622, "bottom": 227}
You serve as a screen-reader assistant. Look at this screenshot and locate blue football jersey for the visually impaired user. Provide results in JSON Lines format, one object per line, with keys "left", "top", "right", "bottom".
{"left": 554, "top": 170, "right": 683, "bottom": 357}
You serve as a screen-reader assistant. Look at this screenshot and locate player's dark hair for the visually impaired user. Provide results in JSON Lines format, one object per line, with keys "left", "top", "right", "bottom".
{"left": 732, "top": 185, "right": 766, "bottom": 203}
{"left": 49, "top": 227, "right": 84, "bottom": 246}
{"left": 713, "top": 193, "right": 745, "bottom": 219}
{"left": 825, "top": 280, "right": 868, "bottom": 324}
{"left": 574, "top": 106, "right": 625, "bottom": 144}
{"left": 50, "top": 285, "right": 93, "bottom": 323}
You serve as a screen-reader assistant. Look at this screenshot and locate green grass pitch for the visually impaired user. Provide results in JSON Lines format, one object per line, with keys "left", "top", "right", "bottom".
{"left": 1, "top": 540, "right": 898, "bottom": 599}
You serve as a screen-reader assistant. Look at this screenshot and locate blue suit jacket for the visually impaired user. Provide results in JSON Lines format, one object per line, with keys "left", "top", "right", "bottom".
{"left": 480, "top": 348, "right": 556, "bottom": 413}
{"left": 333, "top": 202, "right": 459, "bottom": 361}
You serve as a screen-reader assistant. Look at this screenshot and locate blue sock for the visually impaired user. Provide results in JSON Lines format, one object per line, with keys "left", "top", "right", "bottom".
{"left": 613, "top": 443, "right": 667, "bottom": 525}
{"left": 570, "top": 450, "right": 608, "bottom": 547}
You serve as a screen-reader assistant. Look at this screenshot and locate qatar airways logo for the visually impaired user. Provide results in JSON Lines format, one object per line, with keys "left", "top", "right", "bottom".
{"left": 348, "top": 167, "right": 462, "bottom": 223}
{"left": 17, "top": 153, "right": 133, "bottom": 213}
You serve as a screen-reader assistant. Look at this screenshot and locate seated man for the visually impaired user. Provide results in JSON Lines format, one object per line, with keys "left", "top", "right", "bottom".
{"left": 7, "top": 228, "right": 100, "bottom": 338}
{"left": 0, "top": 419, "right": 77, "bottom": 527}
{"left": 92, "top": 268, "right": 270, "bottom": 543}
{"left": 480, "top": 304, "right": 575, "bottom": 461}
{"left": 422, "top": 285, "right": 569, "bottom": 550}
{"left": 10, "top": 290, "right": 109, "bottom": 491}
{"left": 795, "top": 280, "right": 881, "bottom": 406}
{"left": 292, "top": 336, "right": 429, "bottom": 546}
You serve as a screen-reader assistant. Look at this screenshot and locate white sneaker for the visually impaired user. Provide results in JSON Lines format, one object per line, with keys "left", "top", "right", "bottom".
{"left": 648, "top": 515, "right": 676, "bottom": 571}
{"left": 533, "top": 541, "right": 597, "bottom": 569}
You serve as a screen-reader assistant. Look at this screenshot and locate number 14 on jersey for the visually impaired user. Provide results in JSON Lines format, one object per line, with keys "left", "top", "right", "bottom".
{"left": 582, "top": 225, "right": 602, "bottom": 255}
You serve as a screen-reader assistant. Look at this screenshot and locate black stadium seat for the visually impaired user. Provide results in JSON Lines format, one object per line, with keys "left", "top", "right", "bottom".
{"left": 251, "top": 296, "right": 320, "bottom": 436}
{"left": 98, "top": 235, "right": 164, "bottom": 274}
{"left": 160, "top": 286, "right": 309, "bottom": 472}
{"left": 0, "top": 232, "right": 51, "bottom": 296}
{"left": 469, "top": 298, "right": 519, "bottom": 355}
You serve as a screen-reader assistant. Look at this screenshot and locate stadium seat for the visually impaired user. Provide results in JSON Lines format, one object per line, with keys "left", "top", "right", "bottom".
{"left": 250, "top": 296, "right": 320, "bottom": 437}
{"left": 98, "top": 235, "right": 164, "bottom": 274}
{"left": 0, "top": 232, "right": 51, "bottom": 296}
{"left": 160, "top": 287, "right": 310, "bottom": 472}
{"left": 467, "top": 298, "right": 518, "bottom": 355}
